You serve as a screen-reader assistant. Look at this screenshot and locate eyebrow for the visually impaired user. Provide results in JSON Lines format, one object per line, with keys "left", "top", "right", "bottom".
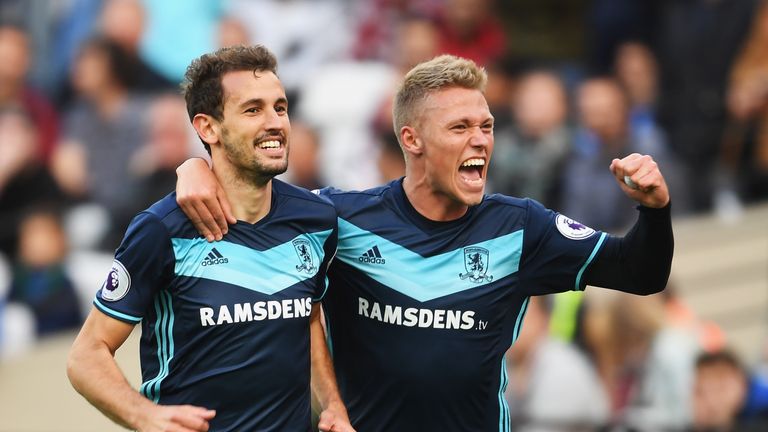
{"left": 237, "top": 97, "right": 288, "bottom": 110}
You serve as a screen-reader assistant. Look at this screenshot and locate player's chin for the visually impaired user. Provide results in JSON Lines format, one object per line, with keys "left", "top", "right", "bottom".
{"left": 261, "top": 159, "right": 289, "bottom": 177}
{"left": 456, "top": 189, "right": 485, "bottom": 207}
{"left": 455, "top": 180, "right": 485, "bottom": 206}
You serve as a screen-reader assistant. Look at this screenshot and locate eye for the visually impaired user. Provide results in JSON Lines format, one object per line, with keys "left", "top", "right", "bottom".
{"left": 451, "top": 124, "right": 467, "bottom": 131}
{"left": 275, "top": 105, "right": 288, "bottom": 114}
{"left": 482, "top": 122, "right": 494, "bottom": 132}
{"left": 244, "top": 107, "right": 259, "bottom": 114}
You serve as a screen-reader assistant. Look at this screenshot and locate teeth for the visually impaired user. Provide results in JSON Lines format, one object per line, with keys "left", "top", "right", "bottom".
{"left": 461, "top": 158, "right": 485, "bottom": 167}
{"left": 258, "top": 140, "right": 281, "bottom": 149}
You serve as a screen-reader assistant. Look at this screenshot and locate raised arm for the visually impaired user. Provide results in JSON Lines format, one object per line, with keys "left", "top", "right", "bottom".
{"left": 584, "top": 153, "right": 673, "bottom": 294}
{"left": 310, "top": 305, "right": 355, "bottom": 432}
{"left": 176, "top": 158, "right": 235, "bottom": 242}
{"left": 67, "top": 308, "right": 216, "bottom": 432}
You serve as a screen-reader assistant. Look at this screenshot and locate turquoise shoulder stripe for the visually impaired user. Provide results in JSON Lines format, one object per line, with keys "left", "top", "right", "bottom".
{"left": 336, "top": 218, "right": 523, "bottom": 302}
{"left": 574, "top": 232, "right": 608, "bottom": 291}
{"left": 172, "top": 230, "right": 333, "bottom": 295}
{"left": 93, "top": 297, "right": 142, "bottom": 323}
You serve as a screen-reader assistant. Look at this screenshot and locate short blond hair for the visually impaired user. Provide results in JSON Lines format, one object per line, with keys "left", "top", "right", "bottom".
{"left": 392, "top": 55, "right": 487, "bottom": 144}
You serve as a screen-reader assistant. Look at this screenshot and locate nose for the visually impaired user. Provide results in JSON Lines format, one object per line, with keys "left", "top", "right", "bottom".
{"left": 469, "top": 126, "right": 491, "bottom": 148}
{"left": 264, "top": 107, "right": 285, "bottom": 132}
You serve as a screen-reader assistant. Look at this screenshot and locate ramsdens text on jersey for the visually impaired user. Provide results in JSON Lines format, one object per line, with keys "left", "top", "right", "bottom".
{"left": 358, "top": 297, "right": 475, "bottom": 330}
{"left": 200, "top": 297, "right": 313, "bottom": 326}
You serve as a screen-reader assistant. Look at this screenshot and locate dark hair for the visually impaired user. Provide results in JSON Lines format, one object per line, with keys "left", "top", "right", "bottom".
{"left": 78, "top": 36, "right": 135, "bottom": 89}
{"left": 181, "top": 45, "right": 278, "bottom": 154}
{"left": 696, "top": 349, "right": 746, "bottom": 373}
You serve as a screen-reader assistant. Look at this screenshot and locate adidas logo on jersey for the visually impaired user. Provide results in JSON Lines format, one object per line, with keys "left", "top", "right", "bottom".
{"left": 201, "top": 247, "right": 229, "bottom": 266}
{"left": 359, "top": 245, "right": 385, "bottom": 264}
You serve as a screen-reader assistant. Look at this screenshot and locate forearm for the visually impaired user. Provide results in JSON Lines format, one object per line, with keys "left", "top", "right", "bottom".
{"left": 67, "top": 333, "right": 152, "bottom": 429}
{"left": 584, "top": 203, "right": 674, "bottom": 295}
{"left": 310, "top": 307, "right": 346, "bottom": 412}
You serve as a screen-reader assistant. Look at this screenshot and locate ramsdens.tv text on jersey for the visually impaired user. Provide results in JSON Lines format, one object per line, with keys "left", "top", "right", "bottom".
{"left": 358, "top": 297, "right": 475, "bottom": 330}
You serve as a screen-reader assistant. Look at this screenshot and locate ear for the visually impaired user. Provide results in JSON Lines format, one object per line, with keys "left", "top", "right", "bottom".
{"left": 400, "top": 126, "right": 423, "bottom": 157}
{"left": 192, "top": 114, "right": 220, "bottom": 147}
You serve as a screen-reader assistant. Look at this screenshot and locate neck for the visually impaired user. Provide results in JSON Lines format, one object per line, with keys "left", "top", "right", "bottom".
{"left": 402, "top": 174, "right": 469, "bottom": 222}
{"left": 212, "top": 158, "right": 273, "bottom": 224}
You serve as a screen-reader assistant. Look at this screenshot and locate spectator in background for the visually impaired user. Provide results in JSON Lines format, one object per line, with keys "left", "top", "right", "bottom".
{"left": 371, "top": 15, "right": 441, "bottom": 128}
{"left": 655, "top": 0, "right": 757, "bottom": 212}
{"left": 483, "top": 58, "right": 518, "bottom": 132}
{"left": 489, "top": 70, "right": 571, "bottom": 208}
{"left": 585, "top": 0, "right": 658, "bottom": 74}
{"left": 52, "top": 37, "right": 149, "bottom": 249}
{"left": 615, "top": 41, "right": 690, "bottom": 213}
{"left": 298, "top": 9, "right": 444, "bottom": 190}
{"left": 723, "top": 0, "right": 768, "bottom": 206}
{"left": 350, "top": 0, "right": 442, "bottom": 62}
{"left": 8, "top": 210, "right": 81, "bottom": 336}
{"left": 583, "top": 293, "right": 698, "bottom": 430}
{"left": 217, "top": 16, "right": 250, "bottom": 49}
{"left": 691, "top": 350, "right": 768, "bottom": 431}
{"left": 224, "top": 0, "right": 351, "bottom": 99}
{"left": 369, "top": 15, "right": 441, "bottom": 177}
{"left": 662, "top": 283, "right": 726, "bottom": 354}
{"left": 393, "top": 15, "right": 441, "bottom": 74}
{"left": 0, "top": 23, "right": 59, "bottom": 163}
{"left": 563, "top": 78, "right": 655, "bottom": 231}
{"left": 127, "top": 93, "right": 197, "bottom": 214}
{"left": 436, "top": 0, "right": 507, "bottom": 66}
{"left": 282, "top": 121, "right": 323, "bottom": 190}
{"left": 614, "top": 41, "right": 664, "bottom": 155}
{"left": 98, "top": 0, "right": 174, "bottom": 92}
{"left": 506, "top": 296, "right": 609, "bottom": 431}
{"left": 0, "top": 107, "right": 67, "bottom": 260}
{"left": 375, "top": 125, "right": 406, "bottom": 182}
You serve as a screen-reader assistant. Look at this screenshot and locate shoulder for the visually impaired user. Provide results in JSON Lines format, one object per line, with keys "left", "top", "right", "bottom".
{"left": 317, "top": 181, "right": 395, "bottom": 212}
{"left": 140, "top": 192, "right": 192, "bottom": 236}
{"left": 273, "top": 179, "right": 337, "bottom": 217}
{"left": 482, "top": 193, "right": 540, "bottom": 218}
{"left": 481, "top": 194, "right": 566, "bottom": 238}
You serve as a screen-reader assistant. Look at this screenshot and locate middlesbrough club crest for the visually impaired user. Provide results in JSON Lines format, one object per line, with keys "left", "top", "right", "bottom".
{"left": 459, "top": 247, "right": 494, "bottom": 283}
{"left": 292, "top": 238, "right": 317, "bottom": 275}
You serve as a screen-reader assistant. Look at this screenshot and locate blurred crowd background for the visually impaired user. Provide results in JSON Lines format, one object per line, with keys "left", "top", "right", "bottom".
{"left": 1, "top": 0, "right": 767, "bottom": 431}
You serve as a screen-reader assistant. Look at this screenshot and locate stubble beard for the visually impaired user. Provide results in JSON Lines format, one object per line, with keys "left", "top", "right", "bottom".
{"left": 221, "top": 129, "right": 288, "bottom": 187}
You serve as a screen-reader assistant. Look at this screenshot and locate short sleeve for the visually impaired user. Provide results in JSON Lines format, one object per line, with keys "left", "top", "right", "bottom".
{"left": 93, "top": 212, "right": 174, "bottom": 323}
{"left": 518, "top": 199, "right": 608, "bottom": 296}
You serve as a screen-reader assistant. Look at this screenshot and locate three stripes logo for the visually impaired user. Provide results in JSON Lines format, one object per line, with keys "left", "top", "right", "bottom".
{"left": 359, "top": 245, "right": 386, "bottom": 264}
{"left": 201, "top": 247, "right": 229, "bottom": 266}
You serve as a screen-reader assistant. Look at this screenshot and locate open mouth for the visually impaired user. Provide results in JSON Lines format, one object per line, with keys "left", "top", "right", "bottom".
{"left": 256, "top": 139, "right": 282, "bottom": 150}
{"left": 458, "top": 158, "right": 485, "bottom": 184}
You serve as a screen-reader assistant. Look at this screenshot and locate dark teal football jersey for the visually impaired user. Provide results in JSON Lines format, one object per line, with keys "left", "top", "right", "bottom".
{"left": 94, "top": 180, "right": 337, "bottom": 432}
{"left": 321, "top": 179, "right": 606, "bottom": 432}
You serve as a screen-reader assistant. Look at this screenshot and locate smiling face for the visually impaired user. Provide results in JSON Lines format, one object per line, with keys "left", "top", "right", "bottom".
{"left": 413, "top": 86, "right": 494, "bottom": 208}
{"left": 213, "top": 69, "right": 290, "bottom": 183}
